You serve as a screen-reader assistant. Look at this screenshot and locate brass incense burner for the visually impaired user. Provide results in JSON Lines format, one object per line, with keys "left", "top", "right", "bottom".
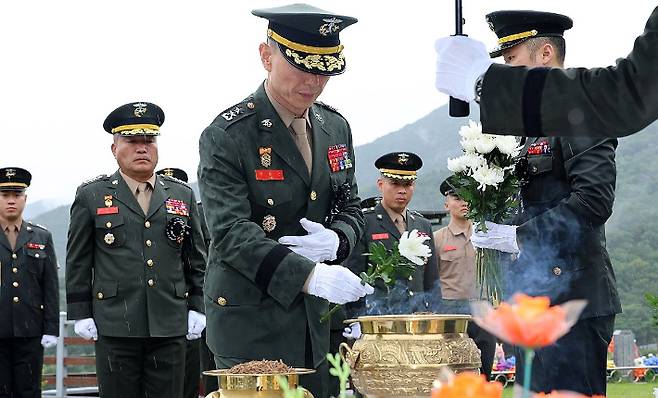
{"left": 203, "top": 368, "right": 315, "bottom": 398}
{"left": 339, "top": 314, "right": 481, "bottom": 398}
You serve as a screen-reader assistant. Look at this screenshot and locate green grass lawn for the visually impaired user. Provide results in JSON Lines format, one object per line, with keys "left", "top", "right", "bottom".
{"left": 501, "top": 382, "right": 658, "bottom": 397}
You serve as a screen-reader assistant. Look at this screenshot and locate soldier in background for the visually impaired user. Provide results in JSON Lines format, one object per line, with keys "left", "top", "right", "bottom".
{"left": 343, "top": 152, "right": 440, "bottom": 338}
{"left": 66, "top": 103, "right": 207, "bottom": 398}
{"left": 0, "top": 167, "right": 59, "bottom": 398}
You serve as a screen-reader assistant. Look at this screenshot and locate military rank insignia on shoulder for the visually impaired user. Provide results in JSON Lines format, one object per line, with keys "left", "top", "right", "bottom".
{"left": 27, "top": 221, "right": 48, "bottom": 231}
{"left": 81, "top": 174, "right": 108, "bottom": 187}
{"left": 315, "top": 101, "right": 339, "bottom": 113}
{"left": 216, "top": 96, "right": 257, "bottom": 128}
{"left": 160, "top": 174, "right": 190, "bottom": 187}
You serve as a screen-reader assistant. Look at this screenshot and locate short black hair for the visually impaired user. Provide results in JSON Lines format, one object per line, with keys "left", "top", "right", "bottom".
{"left": 526, "top": 36, "right": 566, "bottom": 65}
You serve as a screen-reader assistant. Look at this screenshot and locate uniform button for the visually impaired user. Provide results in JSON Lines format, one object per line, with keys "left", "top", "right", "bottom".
{"left": 552, "top": 267, "right": 562, "bottom": 276}
{"left": 147, "top": 259, "right": 154, "bottom": 267}
{"left": 408, "top": 276, "right": 413, "bottom": 281}
{"left": 408, "top": 291, "right": 414, "bottom": 297}
{"left": 12, "top": 267, "right": 18, "bottom": 274}
{"left": 40, "top": 305, "right": 44, "bottom": 309}
{"left": 217, "top": 297, "right": 227, "bottom": 306}
{"left": 267, "top": 198, "right": 274, "bottom": 206}
{"left": 184, "top": 292, "right": 189, "bottom": 298}
{"left": 35, "top": 253, "right": 40, "bottom": 258}
{"left": 246, "top": 102, "right": 255, "bottom": 109}
{"left": 145, "top": 221, "right": 151, "bottom": 228}
{"left": 148, "top": 279, "right": 155, "bottom": 287}
{"left": 106, "top": 222, "right": 112, "bottom": 228}
{"left": 12, "top": 282, "right": 19, "bottom": 288}
{"left": 146, "top": 240, "right": 152, "bottom": 247}
{"left": 310, "top": 191, "right": 317, "bottom": 201}
{"left": 97, "top": 292, "right": 104, "bottom": 299}
{"left": 13, "top": 297, "right": 19, "bottom": 303}
{"left": 12, "top": 253, "right": 17, "bottom": 259}
{"left": 531, "top": 165, "right": 538, "bottom": 173}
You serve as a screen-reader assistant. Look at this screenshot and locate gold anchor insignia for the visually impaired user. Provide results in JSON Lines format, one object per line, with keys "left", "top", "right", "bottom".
{"left": 262, "top": 215, "right": 276, "bottom": 232}
{"left": 104, "top": 195, "right": 113, "bottom": 207}
{"left": 259, "top": 147, "right": 272, "bottom": 168}
{"left": 398, "top": 153, "right": 410, "bottom": 165}
{"left": 5, "top": 169, "right": 16, "bottom": 179}
{"left": 133, "top": 102, "right": 148, "bottom": 117}
{"left": 104, "top": 233, "right": 115, "bottom": 245}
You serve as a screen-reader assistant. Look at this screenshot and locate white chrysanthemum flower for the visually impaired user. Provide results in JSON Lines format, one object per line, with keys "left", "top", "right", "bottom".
{"left": 471, "top": 164, "right": 505, "bottom": 191}
{"left": 447, "top": 155, "right": 468, "bottom": 173}
{"left": 495, "top": 135, "right": 522, "bottom": 157}
{"left": 462, "top": 152, "right": 487, "bottom": 172}
{"left": 461, "top": 138, "right": 477, "bottom": 153}
{"left": 474, "top": 135, "right": 496, "bottom": 154}
{"left": 458, "top": 120, "right": 483, "bottom": 140}
{"left": 398, "top": 229, "right": 432, "bottom": 266}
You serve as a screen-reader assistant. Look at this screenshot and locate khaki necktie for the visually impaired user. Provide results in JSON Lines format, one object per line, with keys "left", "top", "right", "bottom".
{"left": 135, "top": 182, "right": 150, "bottom": 215}
{"left": 394, "top": 215, "right": 406, "bottom": 234}
{"left": 291, "top": 117, "right": 313, "bottom": 174}
{"left": 5, "top": 226, "right": 18, "bottom": 251}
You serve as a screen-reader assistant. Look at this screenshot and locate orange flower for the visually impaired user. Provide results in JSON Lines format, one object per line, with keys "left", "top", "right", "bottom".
{"left": 471, "top": 294, "right": 587, "bottom": 349}
{"left": 431, "top": 372, "right": 502, "bottom": 398}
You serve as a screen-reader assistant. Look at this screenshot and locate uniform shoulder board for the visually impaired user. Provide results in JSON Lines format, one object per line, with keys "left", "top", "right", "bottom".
{"left": 315, "top": 101, "right": 339, "bottom": 113}
{"left": 28, "top": 221, "right": 48, "bottom": 231}
{"left": 409, "top": 210, "right": 425, "bottom": 219}
{"left": 161, "top": 174, "right": 191, "bottom": 187}
{"left": 362, "top": 207, "right": 376, "bottom": 214}
{"left": 80, "top": 174, "right": 108, "bottom": 187}
{"left": 214, "top": 95, "right": 257, "bottom": 128}
{"left": 197, "top": 200, "right": 203, "bottom": 206}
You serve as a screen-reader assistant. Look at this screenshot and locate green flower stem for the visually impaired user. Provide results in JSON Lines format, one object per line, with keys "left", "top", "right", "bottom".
{"left": 320, "top": 304, "right": 342, "bottom": 324}
{"left": 522, "top": 348, "right": 535, "bottom": 398}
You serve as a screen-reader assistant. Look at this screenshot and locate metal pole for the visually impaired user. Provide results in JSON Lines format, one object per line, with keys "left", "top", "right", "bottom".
{"left": 55, "top": 312, "right": 66, "bottom": 398}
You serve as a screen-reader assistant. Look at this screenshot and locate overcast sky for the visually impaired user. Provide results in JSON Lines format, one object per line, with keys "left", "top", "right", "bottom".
{"left": 2, "top": 1, "right": 655, "bottom": 203}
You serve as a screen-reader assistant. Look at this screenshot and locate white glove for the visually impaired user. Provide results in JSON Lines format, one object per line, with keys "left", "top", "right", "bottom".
{"left": 342, "top": 322, "right": 362, "bottom": 340}
{"left": 186, "top": 310, "right": 206, "bottom": 340}
{"left": 435, "top": 36, "right": 493, "bottom": 102}
{"left": 471, "top": 221, "right": 520, "bottom": 254}
{"left": 304, "top": 263, "right": 374, "bottom": 304}
{"left": 41, "top": 334, "right": 58, "bottom": 348}
{"left": 74, "top": 318, "right": 98, "bottom": 341}
{"left": 278, "top": 218, "right": 340, "bottom": 262}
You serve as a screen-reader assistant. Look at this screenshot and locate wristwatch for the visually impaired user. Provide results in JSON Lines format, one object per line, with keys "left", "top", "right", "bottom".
{"left": 474, "top": 74, "right": 484, "bottom": 103}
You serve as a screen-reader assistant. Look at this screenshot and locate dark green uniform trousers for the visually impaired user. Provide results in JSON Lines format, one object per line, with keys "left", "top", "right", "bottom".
{"left": 183, "top": 338, "right": 201, "bottom": 398}
{"left": 200, "top": 331, "right": 218, "bottom": 395}
{"left": 95, "top": 335, "right": 185, "bottom": 398}
{"left": 0, "top": 337, "right": 43, "bottom": 398}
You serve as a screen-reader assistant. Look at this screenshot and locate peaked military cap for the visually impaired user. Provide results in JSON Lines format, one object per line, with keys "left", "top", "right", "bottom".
{"left": 440, "top": 176, "right": 459, "bottom": 196}
{"left": 103, "top": 102, "right": 165, "bottom": 136}
{"left": 375, "top": 152, "right": 422, "bottom": 181}
{"left": 0, "top": 167, "right": 31, "bottom": 191}
{"left": 252, "top": 3, "right": 357, "bottom": 76}
{"left": 486, "top": 10, "right": 573, "bottom": 58}
{"left": 157, "top": 167, "right": 189, "bottom": 183}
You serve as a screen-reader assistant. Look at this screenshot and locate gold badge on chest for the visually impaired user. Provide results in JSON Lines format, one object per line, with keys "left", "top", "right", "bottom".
{"left": 104, "top": 195, "right": 113, "bottom": 207}
{"left": 259, "top": 147, "right": 272, "bottom": 168}
{"left": 262, "top": 215, "right": 276, "bottom": 233}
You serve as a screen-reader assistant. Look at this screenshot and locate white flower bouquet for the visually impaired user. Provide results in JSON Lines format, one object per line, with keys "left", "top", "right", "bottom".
{"left": 446, "top": 120, "right": 521, "bottom": 305}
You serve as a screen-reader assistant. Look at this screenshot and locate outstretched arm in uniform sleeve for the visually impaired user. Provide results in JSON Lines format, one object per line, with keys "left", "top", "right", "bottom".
{"left": 183, "top": 195, "right": 207, "bottom": 313}
{"left": 43, "top": 233, "right": 60, "bottom": 336}
{"left": 516, "top": 138, "right": 617, "bottom": 246}
{"left": 65, "top": 187, "right": 95, "bottom": 320}
{"left": 198, "top": 126, "right": 315, "bottom": 309}
{"left": 481, "top": 7, "right": 658, "bottom": 138}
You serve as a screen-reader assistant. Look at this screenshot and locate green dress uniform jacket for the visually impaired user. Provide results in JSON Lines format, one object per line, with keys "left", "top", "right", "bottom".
{"left": 510, "top": 136, "right": 622, "bottom": 319}
{"left": 0, "top": 222, "right": 59, "bottom": 338}
{"left": 197, "top": 84, "right": 364, "bottom": 368}
{"left": 344, "top": 204, "right": 440, "bottom": 316}
{"left": 65, "top": 170, "right": 206, "bottom": 337}
{"left": 480, "top": 6, "right": 658, "bottom": 138}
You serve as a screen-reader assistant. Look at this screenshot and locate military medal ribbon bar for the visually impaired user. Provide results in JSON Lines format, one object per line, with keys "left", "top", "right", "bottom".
{"left": 166, "top": 199, "right": 189, "bottom": 216}
{"left": 327, "top": 144, "right": 353, "bottom": 173}
{"left": 255, "top": 169, "right": 284, "bottom": 181}
{"left": 97, "top": 207, "right": 119, "bottom": 215}
{"left": 371, "top": 233, "right": 389, "bottom": 240}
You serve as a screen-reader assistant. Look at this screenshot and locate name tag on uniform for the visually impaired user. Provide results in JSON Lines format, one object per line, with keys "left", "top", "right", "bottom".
{"left": 27, "top": 242, "right": 46, "bottom": 250}
{"left": 443, "top": 245, "right": 457, "bottom": 252}
{"left": 255, "top": 169, "right": 284, "bottom": 181}
{"left": 371, "top": 233, "right": 389, "bottom": 240}
{"left": 97, "top": 207, "right": 119, "bottom": 215}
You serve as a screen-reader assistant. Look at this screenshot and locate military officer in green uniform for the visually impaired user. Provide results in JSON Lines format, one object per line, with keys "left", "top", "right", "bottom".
{"left": 343, "top": 152, "right": 440, "bottom": 338}
{"left": 66, "top": 103, "right": 207, "bottom": 398}
{"left": 467, "top": 12, "right": 621, "bottom": 396}
{"left": 0, "top": 168, "right": 59, "bottom": 398}
{"left": 197, "top": 4, "right": 372, "bottom": 397}
{"left": 435, "top": 7, "right": 658, "bottom": 138}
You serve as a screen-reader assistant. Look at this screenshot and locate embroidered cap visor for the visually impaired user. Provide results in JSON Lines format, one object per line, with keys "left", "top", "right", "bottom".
{"left": 485, "top": 10, "right": 573, "bottom": 58}
{"left": 103, "top": 102, "right": 165, "bottom": 136}
{"left": 374, "top": 152, "right": 423, "bottom": 181}
{"left": 252, "top": 3, "right": 357, "bottom": 76}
